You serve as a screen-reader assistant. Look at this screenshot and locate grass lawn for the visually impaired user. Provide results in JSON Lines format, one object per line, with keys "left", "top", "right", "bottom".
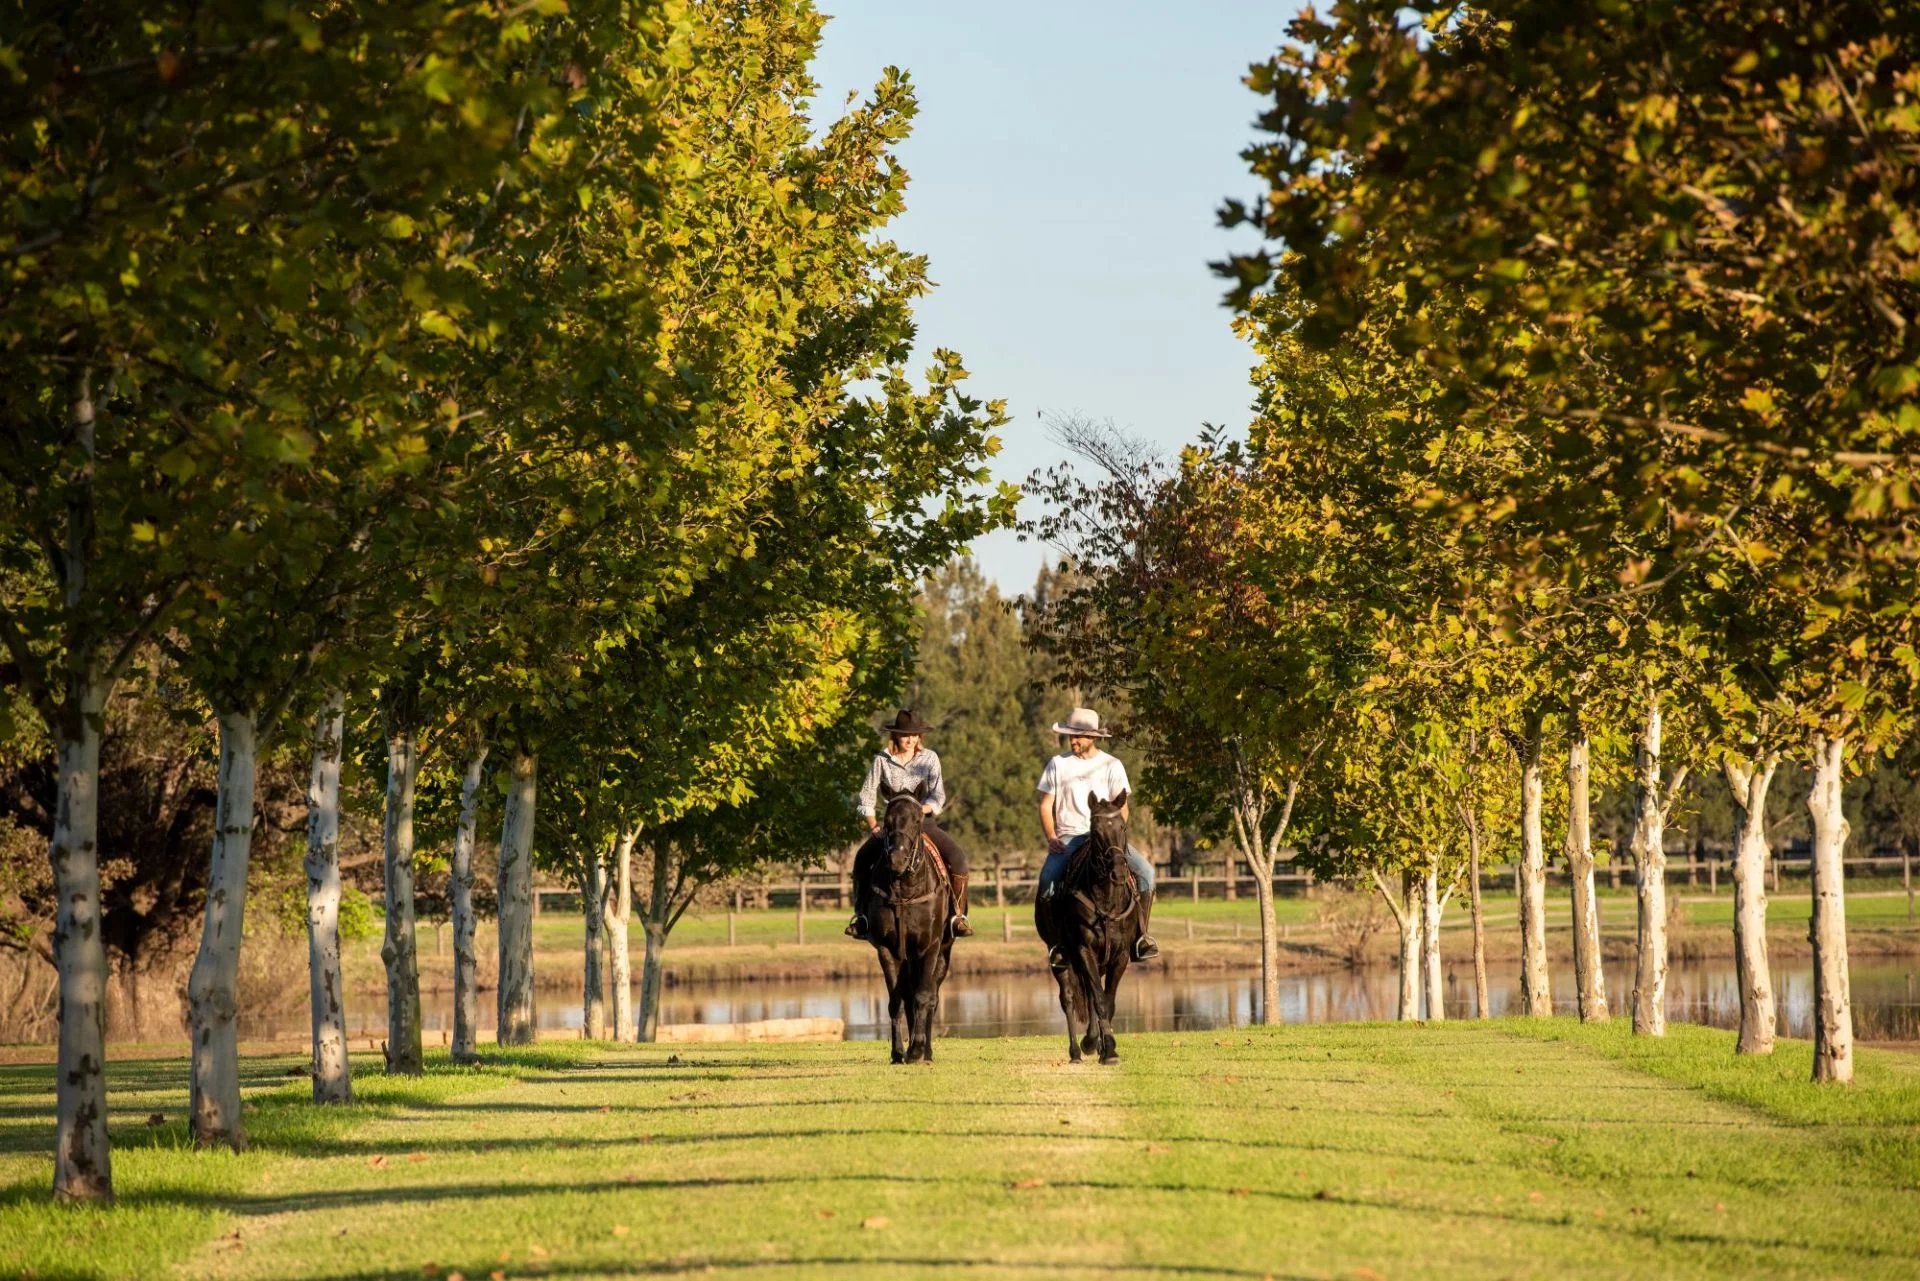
{"left": 2, "top": 1023, "right": 1917, "bottom": 1279}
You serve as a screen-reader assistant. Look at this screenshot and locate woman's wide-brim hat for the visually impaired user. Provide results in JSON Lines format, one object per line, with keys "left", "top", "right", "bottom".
{"left": 881, "top": 709, "right": 933, "bottom": 736}
{"left": 1051, "top": 707, "right": 1112, "bottom": 738}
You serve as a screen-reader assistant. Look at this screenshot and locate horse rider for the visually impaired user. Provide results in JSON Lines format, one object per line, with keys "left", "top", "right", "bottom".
{"left": 1036, "top": 706, "right": 1159, "bottom": 966}
{"left": 845, "top": 709, "right": 974, "bottom": 940}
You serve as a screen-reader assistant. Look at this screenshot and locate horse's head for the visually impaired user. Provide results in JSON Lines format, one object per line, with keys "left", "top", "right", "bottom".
{"left": 1088, "top": 789, "right": 1129, "bottom": 859}
{"left": 879, "top": 779, "right": 929, "bottom": 876}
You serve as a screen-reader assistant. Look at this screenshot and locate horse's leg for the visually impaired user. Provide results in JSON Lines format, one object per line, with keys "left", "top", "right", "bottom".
{"left": 908, "top": 954, "right": 938, "bottom": 1064}
{"left": 1072, "top": 945, "right": 1102, "bottom": 1059}
{"left": 1099, "top": 953, "right": 1128, "bottom": 1064}
{"left": 876, "top": 943, "right": 906, "bottom": 1065}
{"left": 1058, "top": 967, "right": 1087, "bottom": 1064}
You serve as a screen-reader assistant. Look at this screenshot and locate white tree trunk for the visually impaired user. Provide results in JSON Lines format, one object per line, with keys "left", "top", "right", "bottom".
{"left": 450, "top": 743, "right": 488, "bottom": 1062}
{"left": 380, "top": 720, "right": 423, "bottom": 1074}
{"left": 1631, "top": 696, "right": 1669, "bottom": 1037}
{"left": 606, "top": 828, "right": 636, "bottom": 1041}
{"left": 1807, "top": 735, "right": 1854, "bottom": 1084}
{"left": 1565, "top": 733, "right": 1608, "bottom": 1022}
{"left": 1462, "top": 805, "right": 1489, "bottom": 1018}
{"left": 1421, "top": 862, "right": 1445, "bottom": 1021}
{"left": 1374, "top": 869, "right": 1422, "bottom": 1021}
{"left": 1517, "top": 723, "right": 1552, "bottom": 1016}
{"left": 581, "top": 852, "right": 607, "bottom": 1040}
{"left": 50, "top": 665, "right": 113, "bottom": 1200}
{"left": 304, "top": 694, "right": 352, "bottom": 1103}
{"left": 189, "top": 709, "right": 258, "bottom": 1149}
{"left": 497, "top": 750, "right": 538, "bottom": 1045}
{"left": 1723, "top": 754, "right": 1778, "bottom": 1056}
{"left": 1251, "top": 857, "right": 1279, "bottom": 1024}
{"left": 638, "top": 844, "right": 672, "bottom": 1042}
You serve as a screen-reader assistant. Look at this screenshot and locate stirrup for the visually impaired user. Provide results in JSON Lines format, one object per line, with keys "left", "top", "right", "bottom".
{"left": 951, "top": 913, "right": 974, "bottom": 937}
{"left": 1047, "top": 946, "right": 1068, "bottom": 973}
{"left": 845, "top": 915, "right": 869, "bottom": 940}
{"left": 1133, "top": 934, "right": 1159, "bottom": 961}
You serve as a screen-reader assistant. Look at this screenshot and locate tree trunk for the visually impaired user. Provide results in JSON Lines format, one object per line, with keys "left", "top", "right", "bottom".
{"left": 1516, "top": 717, "right": 1552, "bottom": 1016}
{"left": 638, "top": 844, "right": 672, "bottom": 1042}
{"left": 450, "top": 743, "right": 488, "bottom": 1062}
{"left": 497, "top": 750, "right": 538, "bottom": 1045}
{"left": 581, "top": 852, "right": 607, "bottom": 1040}
{"left": 1421, "top": 861, "right": 1445, "bottom": 1022}
{"left": 1466, "top": 811, "right": 1490, "bottom": 1019}
{"left": 49, "top": 664, "right": 113, "bottom": 1201}
{"left": 380, "top": 713, "right": 424, "bottom": 1074}
{"left": 606, "top": 828, "right": 636, "bottom": 1041}
{"left": 1374, "top": 869, "right": 1422, "bottom": 1021}
{"left": 304, "top": 694, "right": 352, "bottom": 1103}
{"left": 1631, "top": 695, "right": 1669, "bottom": 1037}
{"left": 1250, "top": 854, "right": 1279, "bottom": 1025}
{"left": 1397, "top": 871, "right": 1421, "bottom": 1021}
{"left": 188, "top": 709, "right": 258, "bottom": 1149}
{"left": 1565, "top": 732, "right": 1608, "bottom": 1022}
{"left": 1807, "top": 735, "right": 1855, "bottom": 1084}
{"left": 1723, "top": 754, "right": 1778, "bottom": 1056}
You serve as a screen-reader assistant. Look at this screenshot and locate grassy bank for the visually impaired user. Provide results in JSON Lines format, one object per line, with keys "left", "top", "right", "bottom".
{"left": 2, "top": 1022, "right": 1916, "bottom": 1279}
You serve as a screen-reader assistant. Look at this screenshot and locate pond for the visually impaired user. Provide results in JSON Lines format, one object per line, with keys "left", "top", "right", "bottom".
{"left": 232, "top": 955, "right": 1920, "bottom": 1045}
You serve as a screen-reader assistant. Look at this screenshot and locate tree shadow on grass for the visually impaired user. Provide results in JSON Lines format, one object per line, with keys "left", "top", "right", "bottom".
{"left": 56, "top": 1170, "right": 1911, "bottom": 1264}
{"left": 263, "top": 1256, "right": 1308, "bottom": 1280}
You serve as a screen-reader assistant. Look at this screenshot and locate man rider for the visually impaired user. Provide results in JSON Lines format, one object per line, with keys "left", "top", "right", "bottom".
{"left": 1036, "top": 707, "right": 1158, "bottom": 966}
{"left": 845, "top": 709, "right": 974, "bottom": 939}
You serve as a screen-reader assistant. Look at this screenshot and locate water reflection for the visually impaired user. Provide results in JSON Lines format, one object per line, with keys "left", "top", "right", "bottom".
{"left": 236, "top": 957, "right": 1920, "bottom": 1044}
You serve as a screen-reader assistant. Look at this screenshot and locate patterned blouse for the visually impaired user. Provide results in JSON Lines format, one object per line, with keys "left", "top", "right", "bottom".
{"left": 855, "top": 747, "right": 947, "bottom": 818}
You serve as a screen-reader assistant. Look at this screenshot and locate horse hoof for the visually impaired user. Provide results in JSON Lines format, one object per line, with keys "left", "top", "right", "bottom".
{"left": 1099, "top": 1052, "right": 1120, "bottom": 1065}
{"left": 1081, "top": 1036, "right": 1098, "bottom": 1055}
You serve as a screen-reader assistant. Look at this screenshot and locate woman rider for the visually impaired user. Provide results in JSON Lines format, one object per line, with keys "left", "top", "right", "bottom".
{"left": 844, "top": 709, "right": 974, "bottom": 939}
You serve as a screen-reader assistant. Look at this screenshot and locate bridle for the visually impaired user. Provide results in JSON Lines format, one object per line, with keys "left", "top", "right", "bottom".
{"left": 1066, "top": 819, "right": 1137, "bottom": 929}
{"left": 877, "top": 795, "right": 941, "bottom": 908}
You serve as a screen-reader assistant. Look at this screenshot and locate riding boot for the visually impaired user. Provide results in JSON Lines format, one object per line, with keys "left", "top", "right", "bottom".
{"left": 1132, "top": 891, "right": 1160, "bottom": 961}
{"left": 949, "top": 872, "right": 974, "bottom": 937}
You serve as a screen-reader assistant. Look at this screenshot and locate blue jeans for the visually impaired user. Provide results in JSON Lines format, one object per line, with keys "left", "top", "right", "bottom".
{"left": 1039, "top": 835, "right": 1155, "bottom": 899}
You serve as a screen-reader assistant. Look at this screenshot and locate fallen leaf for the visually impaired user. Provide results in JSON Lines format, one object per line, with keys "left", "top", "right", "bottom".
{"left": 406, "top": 1153, "right": 428, "bottom": 1164}
{"left": 529, "top": 1244, "right": 550, "bottom": 1260}
{"left": 815, "top": 1210, "right": 835, "bottom": 1219}
{"left": 1355, "top": 1269, "right": 1386, "bottom": 1281}
{"left": 1528, "top": 1191, "right": 1545, "bottom": 1203}
{"left": 612, "top": 1225, "right": 630, "bottom": 1237}
{"left": 861, "top": 1216, "right": 889, "bottom": 1230}
{"left": 447, "top": 1273, "right": 466, "bottom": 1281}
{"left": 1230, "top": 1187, "right": 1251, "bottom": 1197}
{"left": 491, "top": 1273, "right": 506, "bottom": 1281}
{"left": 368, "top": 1155, "right": 389, "bottom": 1169}
{"left": 1715, "top": 1202, "right": 1727, "bottom": 1213}
{"left": 1222, "top": 1075, "right": 1241, "bottom": 1085}
{"left": 1146, "top": 1144, "right": 1170, "bottom": 1154}
{"left": 598, "top": 1104, "right": 612, "bottom": 1114}
{"left": 1057, "top": 1118, "right": 1071, "bottom": 1126}
{"left": 1011, "top": 1178, "right": 1047, "bottom": 1190}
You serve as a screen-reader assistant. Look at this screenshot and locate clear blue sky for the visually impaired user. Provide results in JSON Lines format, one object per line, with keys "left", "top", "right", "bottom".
{"left": 809, "top": 2, "right": 1294, "bottom": 592}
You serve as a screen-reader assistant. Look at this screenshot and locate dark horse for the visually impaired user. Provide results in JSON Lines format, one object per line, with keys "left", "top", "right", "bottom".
{"left": 858, "top": 780, "right": 955, "bottom": 1063}
{"left": 1034, "top": 791, "right": 1140, "bottom": 1065}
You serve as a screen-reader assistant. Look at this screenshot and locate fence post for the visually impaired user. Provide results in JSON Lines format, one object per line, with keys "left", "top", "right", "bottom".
{"left": 1708, "top": 859, "right": 1717, "bottom": 895}
{"left": 1002, "top": 912, "right": 1012, "bottom": 943}
{"left": 727, "top": 909, "right": 737, "bottom": 947}
{"left": 1191, "top": 869, "right": 1200, "bottom": 902}
{"left": 1906, "top": 848, "right": 1914, "bottom": 923}
{"left": 796, "top": 874, "right": 806, "bottom": 945}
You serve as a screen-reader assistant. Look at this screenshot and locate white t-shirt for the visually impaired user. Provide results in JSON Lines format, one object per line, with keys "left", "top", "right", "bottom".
{"left": 1036, "top": 750, "right": 1131, "bottom": 839}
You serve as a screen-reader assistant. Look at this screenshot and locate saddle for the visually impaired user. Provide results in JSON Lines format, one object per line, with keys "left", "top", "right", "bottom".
{"left": 921, "top": 832, "right": 949, "bottom": 884}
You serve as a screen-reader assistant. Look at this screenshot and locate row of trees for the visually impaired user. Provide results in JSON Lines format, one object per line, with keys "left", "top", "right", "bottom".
{"left": 2, "top": 2, "right": 1011, "bottom": 1203}
{"left": 1035, "top": 0, "right": 1920, "bottom": 1083}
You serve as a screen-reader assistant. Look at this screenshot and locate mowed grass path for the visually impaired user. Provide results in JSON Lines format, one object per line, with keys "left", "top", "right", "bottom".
{"left": 3, "top": 1024, "right": 1919, "bottom": 1280}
